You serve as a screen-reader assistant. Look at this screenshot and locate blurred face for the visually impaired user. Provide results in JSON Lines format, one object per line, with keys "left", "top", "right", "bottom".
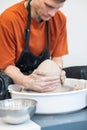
{"left": 31, "top": 0, "right": 65, "bottom": 21}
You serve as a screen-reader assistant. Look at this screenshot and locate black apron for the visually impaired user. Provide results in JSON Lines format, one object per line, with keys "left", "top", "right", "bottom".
{"left": 16, "top": 0, "right": 50, "bottom": 75}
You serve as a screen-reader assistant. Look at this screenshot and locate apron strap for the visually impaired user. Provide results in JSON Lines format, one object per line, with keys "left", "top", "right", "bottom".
{"left": 24, "top": 0, "right": 32, "bottom": 50}
{"left": 46, "top": 21, "right": 50, "bottom": 49}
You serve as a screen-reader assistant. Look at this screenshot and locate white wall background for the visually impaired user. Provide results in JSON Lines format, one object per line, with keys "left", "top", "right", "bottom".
{"left": 61, "top": 0, "right": 87, "bottom": 67}
{"left": 0, "top": 0, "right": 87, "bottom": 67}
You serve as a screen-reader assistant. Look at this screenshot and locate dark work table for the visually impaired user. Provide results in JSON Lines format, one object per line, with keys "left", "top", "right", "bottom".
{"left": 32, "top": 107, "right": 87, "bottom": 130}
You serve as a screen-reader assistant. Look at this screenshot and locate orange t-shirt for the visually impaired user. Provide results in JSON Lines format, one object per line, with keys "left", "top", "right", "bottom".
{"left": 0, "top": 1, "right": 68, "bottom": 69}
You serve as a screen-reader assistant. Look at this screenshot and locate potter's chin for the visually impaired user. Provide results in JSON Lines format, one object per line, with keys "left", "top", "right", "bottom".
{"left": 42, "top": 17, "right": 51, "bottom": 21}
{"left": 39, "top": 15, "right": 51, "bottom": 21}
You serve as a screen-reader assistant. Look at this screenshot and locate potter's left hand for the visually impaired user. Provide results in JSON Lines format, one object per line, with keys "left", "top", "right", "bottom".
{"left": 60, "top": 70, "right": 66, "bottom": 85}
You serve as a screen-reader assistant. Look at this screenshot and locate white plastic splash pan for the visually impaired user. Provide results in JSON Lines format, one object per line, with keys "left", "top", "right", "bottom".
{"left": 8, "top": 78, "right": 87, "bottom": 114}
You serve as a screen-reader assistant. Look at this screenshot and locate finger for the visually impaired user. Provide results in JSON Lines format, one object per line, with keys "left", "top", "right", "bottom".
{"left": 61, "top": 75, "right": 66, "bottom": 85}
{"left": 41, "top": 83, "right": 61, "bottom": 92}
{"left": 41, "top": 79, "right": 60, "bottom": 87}
{"left": 61, "top": 70, "right": 66, "bottom": 76}
{"left": 39, "top": 75, "right": 60, "bottom": 82}
{"left": 40, "top": 81, "right": 61, "bottom": 90}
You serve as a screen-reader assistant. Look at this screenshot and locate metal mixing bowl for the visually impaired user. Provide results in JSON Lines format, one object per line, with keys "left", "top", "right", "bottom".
{"left": 0, "top": 98, "right": 37, "bottom": 124}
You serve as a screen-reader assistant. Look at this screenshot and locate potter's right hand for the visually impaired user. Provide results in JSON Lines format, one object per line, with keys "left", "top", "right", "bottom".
{"left": 24, "top": 70, "right": 61, "bottom": 93}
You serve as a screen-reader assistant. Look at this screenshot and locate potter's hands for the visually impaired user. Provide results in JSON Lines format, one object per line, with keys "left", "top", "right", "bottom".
{"left": 25, "top": 70, "right": 61, "bottom": 93}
